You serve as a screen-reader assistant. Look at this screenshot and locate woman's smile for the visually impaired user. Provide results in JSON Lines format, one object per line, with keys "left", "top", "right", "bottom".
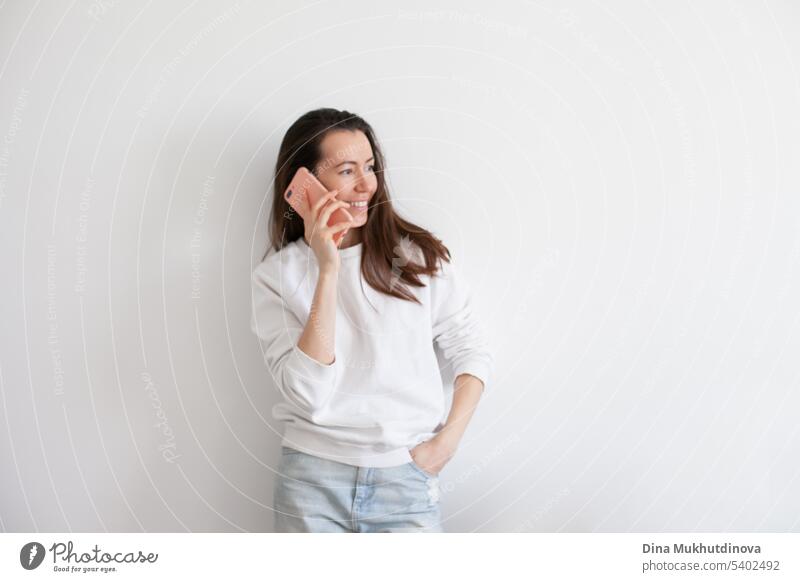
{"left": 347, "top": 199, "right": 369, "bottom": 213}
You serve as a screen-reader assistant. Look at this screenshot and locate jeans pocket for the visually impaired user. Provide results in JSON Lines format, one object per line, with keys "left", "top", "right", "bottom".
{"left": 408, "top": 458, "right": 438, "bottom": 479}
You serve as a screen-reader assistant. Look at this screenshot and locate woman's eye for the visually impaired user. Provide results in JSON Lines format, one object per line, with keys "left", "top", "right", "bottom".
{"left": 339, "top": 165, "right": 373, "bottom": 175}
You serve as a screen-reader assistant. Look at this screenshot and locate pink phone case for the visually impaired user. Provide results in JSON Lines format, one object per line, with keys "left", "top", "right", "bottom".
{"left": 284, "top": 167, "right": 352, "bottom": 246}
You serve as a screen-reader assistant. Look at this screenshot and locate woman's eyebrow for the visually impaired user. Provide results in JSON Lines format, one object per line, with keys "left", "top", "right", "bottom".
{"left": 334, "top": 156, "right": 374, "bottom": 167}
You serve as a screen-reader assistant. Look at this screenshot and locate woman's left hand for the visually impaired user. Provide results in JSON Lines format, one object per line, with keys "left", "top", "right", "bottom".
{"left": 409, "top": 435, "right": 457, "bottom": 476}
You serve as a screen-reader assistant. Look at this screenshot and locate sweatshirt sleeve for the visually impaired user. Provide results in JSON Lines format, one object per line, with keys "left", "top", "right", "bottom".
{"left": 429, "top": 257, "right": 494, "bottom": 392}
{"left": 250, "top": 264, "right": 338, "bottom": 414}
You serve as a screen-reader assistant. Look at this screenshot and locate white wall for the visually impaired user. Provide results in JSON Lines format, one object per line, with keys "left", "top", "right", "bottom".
{"left": 1, "top": 0, "right": 799, "bottom": 532}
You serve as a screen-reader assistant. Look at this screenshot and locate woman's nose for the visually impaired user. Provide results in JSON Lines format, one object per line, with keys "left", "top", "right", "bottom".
{"left": 352, "top": 172, "right": 369, "bottom": 191}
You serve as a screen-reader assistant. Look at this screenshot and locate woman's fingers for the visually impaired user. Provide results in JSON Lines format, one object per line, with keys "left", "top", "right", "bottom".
{"left": 331, "top": 221, "right": 353, "bottom": 249}
{"left": 310, "top": 190, "right": 338, "bottom": 220}
{"left": 318, "top": 199, "right": 350, "bottom": 226}
{"left": 338, "top": 207, "right": 354, "bottom": 223}
{"left": 328, "top": 220, "right": 354, "bottom": 233}
{"left": 307, "top": 203, "right": 352, "bottom": 243}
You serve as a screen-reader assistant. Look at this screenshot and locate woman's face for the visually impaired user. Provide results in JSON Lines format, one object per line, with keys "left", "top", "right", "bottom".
{"left": 313, "top": 129, "right": 378, "bottom": 229}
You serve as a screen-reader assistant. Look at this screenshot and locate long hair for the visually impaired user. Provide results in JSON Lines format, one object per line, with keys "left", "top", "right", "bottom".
{"left": 265, "top": 108, "right": 450, "bottom": 304}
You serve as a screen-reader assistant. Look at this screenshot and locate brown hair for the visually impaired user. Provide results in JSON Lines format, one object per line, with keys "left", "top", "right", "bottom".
{"left": 265, "top": 108, "right": 450, "bottom": 304}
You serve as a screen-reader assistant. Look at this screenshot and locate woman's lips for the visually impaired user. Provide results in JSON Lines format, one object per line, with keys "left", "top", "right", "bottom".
{"left": 346, "top": 200, "right": 369, "bottom": 214}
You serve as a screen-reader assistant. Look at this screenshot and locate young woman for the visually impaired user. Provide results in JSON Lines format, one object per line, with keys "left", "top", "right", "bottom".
{"left": 250, "top": 108, "right": 494, "bottom": 533}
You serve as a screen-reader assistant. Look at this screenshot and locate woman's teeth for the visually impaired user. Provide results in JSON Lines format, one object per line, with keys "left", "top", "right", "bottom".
{"left": 349, "top": 200, "right": 368, "bottom": 213}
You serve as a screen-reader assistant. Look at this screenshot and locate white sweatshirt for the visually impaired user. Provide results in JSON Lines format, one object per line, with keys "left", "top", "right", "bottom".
{"left": 250, "top": 236, "right": 494, "bottom": 468}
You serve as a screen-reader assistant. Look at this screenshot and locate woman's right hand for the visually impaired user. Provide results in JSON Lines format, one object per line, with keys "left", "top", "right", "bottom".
{"left": 304, "top": 190, "right": 354, "bottom": 272}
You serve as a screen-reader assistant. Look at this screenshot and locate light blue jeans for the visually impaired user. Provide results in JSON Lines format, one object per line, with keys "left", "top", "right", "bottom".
{"left": 274, "top": 446, "right": 444, "bottom": 532}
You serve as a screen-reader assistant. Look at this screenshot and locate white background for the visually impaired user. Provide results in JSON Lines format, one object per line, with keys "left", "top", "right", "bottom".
{"left": 1, "top": 0, "right": 799, "bottom": 532}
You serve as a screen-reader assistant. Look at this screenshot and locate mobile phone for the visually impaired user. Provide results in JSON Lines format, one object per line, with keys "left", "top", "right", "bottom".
{"left": 284, "top": 167, "right": 352, "bottom": 246}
